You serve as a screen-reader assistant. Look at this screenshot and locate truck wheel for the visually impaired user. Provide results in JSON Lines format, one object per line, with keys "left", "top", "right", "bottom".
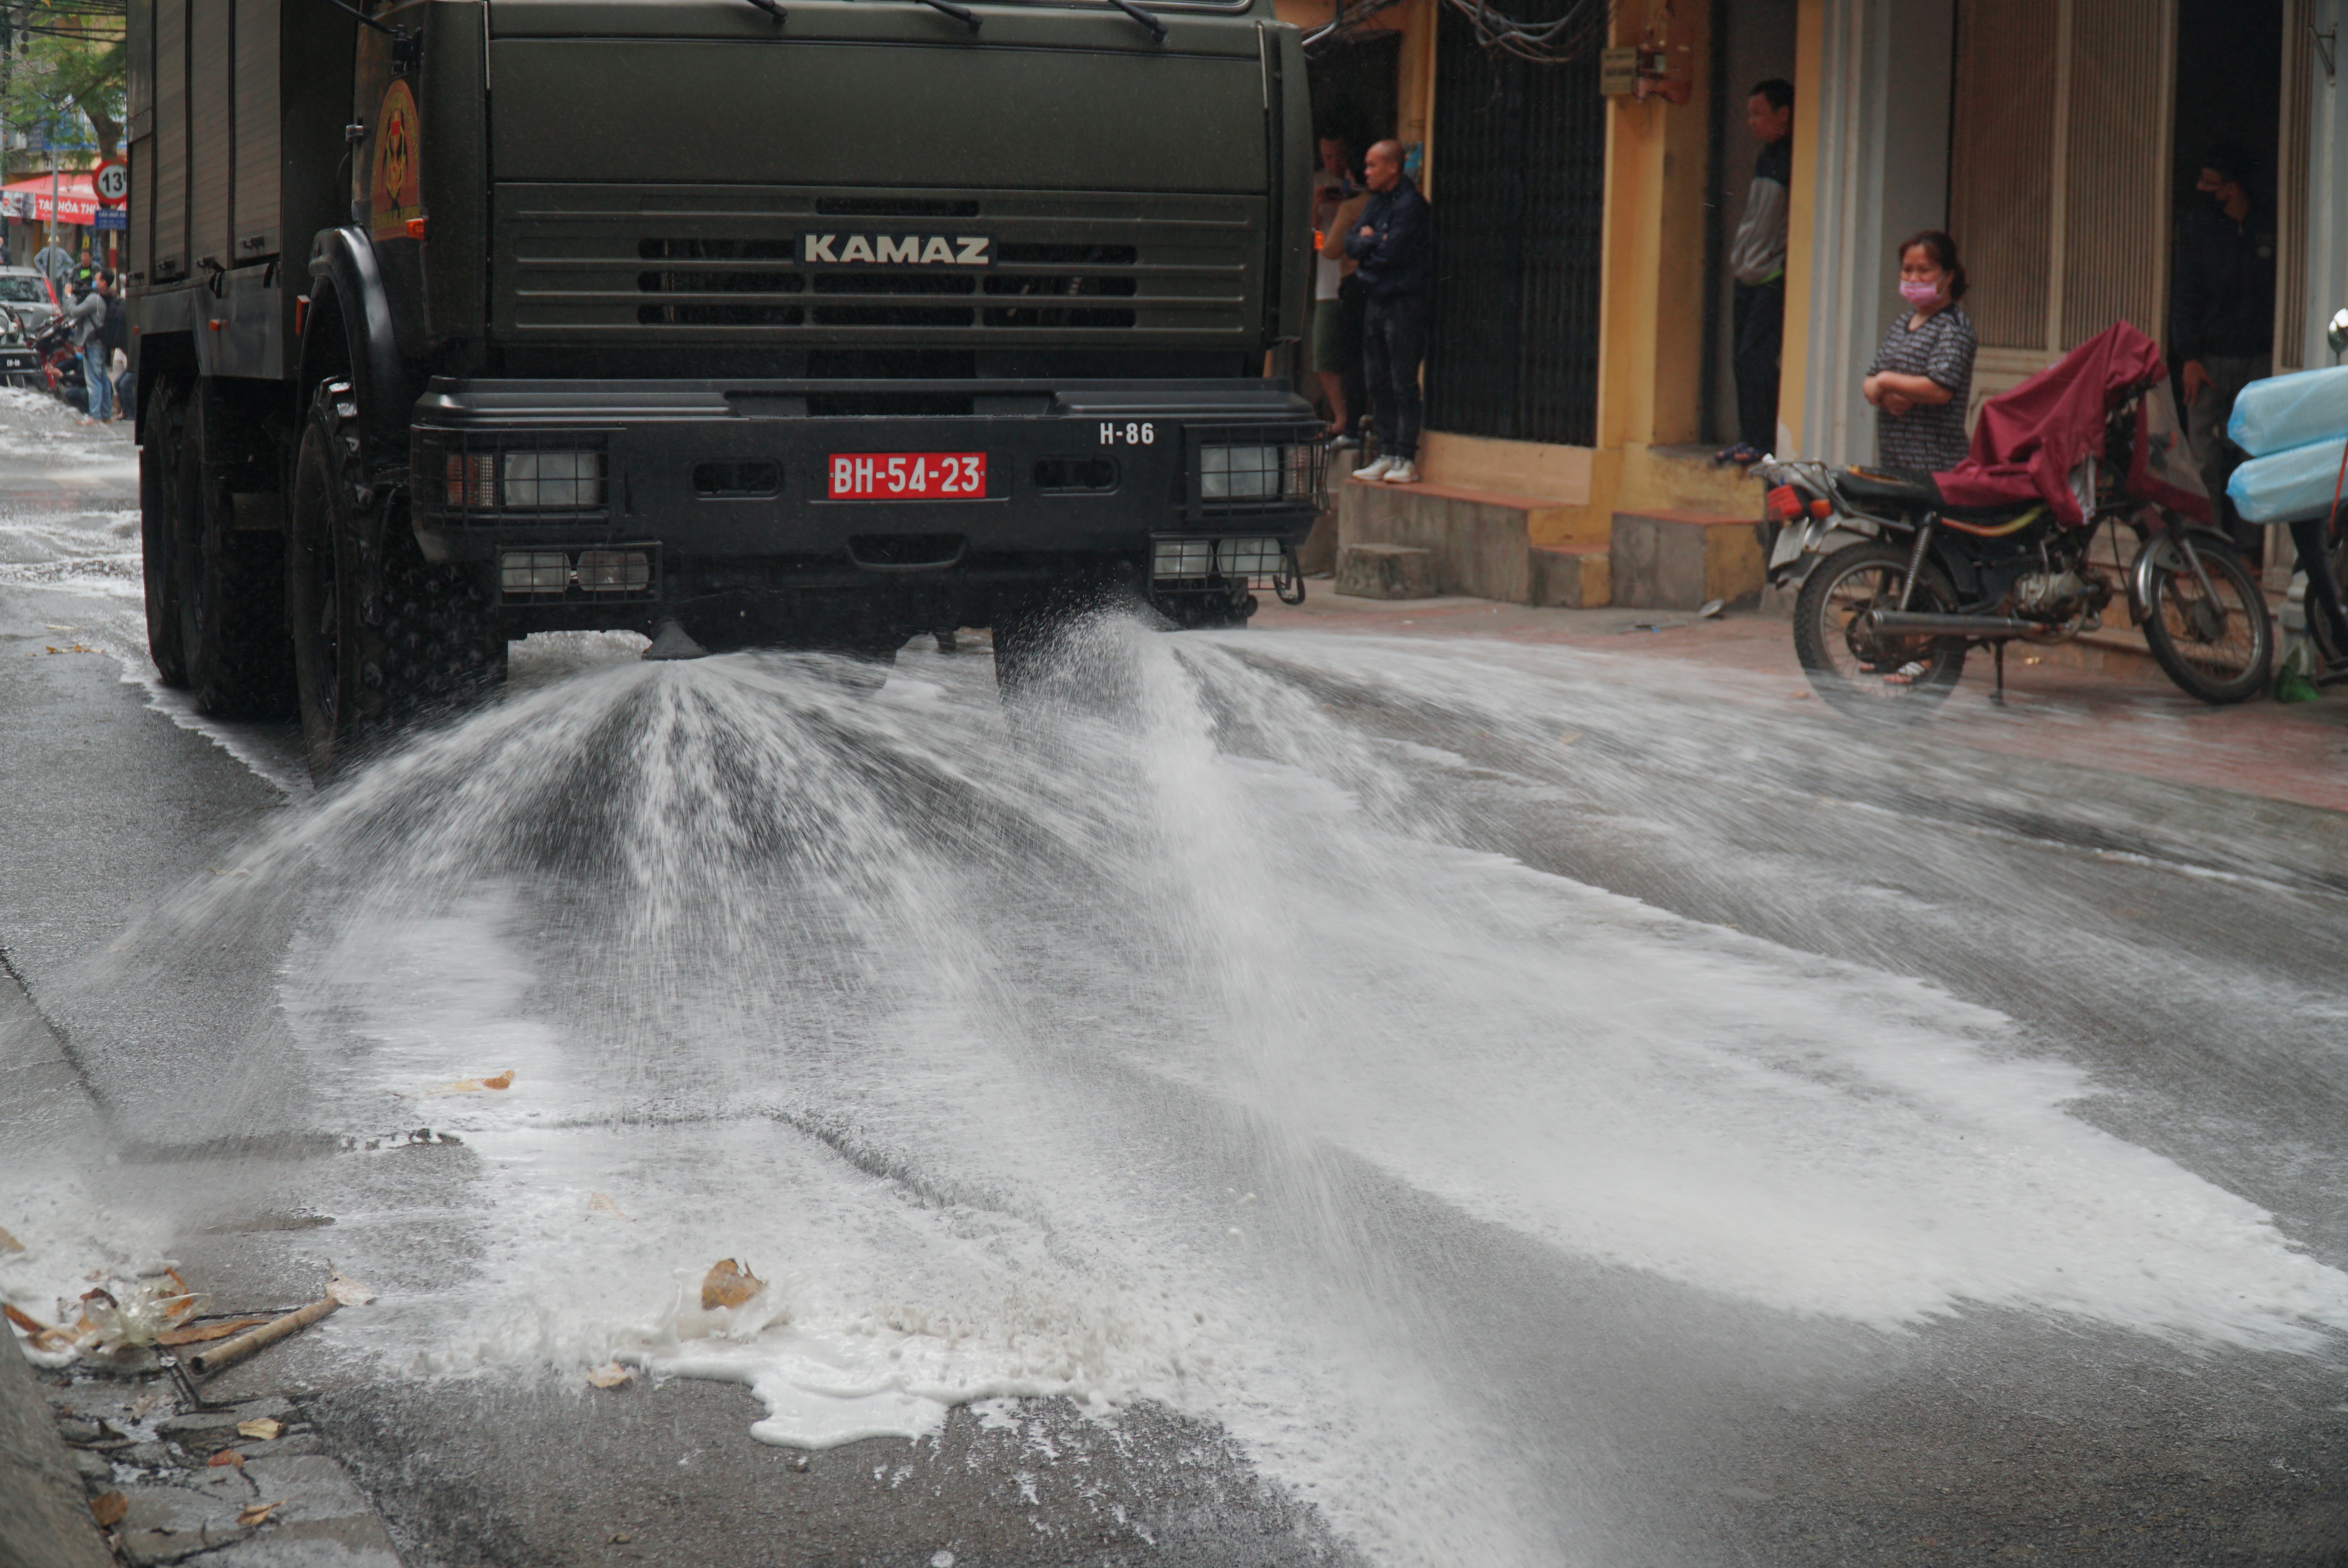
{"left": 289, "top": 379, "right": 502, "bottom": 779}
{"left": 171, "top": 386, "right": 296, "bottom": 718}
{"left": 140, "top": 380, "right": 188, "bottom": 687}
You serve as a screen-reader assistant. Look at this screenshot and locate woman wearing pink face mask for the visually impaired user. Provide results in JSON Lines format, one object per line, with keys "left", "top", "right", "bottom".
{"left": 1861, "top": 230, "right": 1978, "bottom": 473}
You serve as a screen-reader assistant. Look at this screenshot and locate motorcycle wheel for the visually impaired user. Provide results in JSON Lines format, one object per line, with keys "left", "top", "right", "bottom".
{"left": 1792, "top": 540, "right": 1967, "bottom": 719}
{"left": 2141, "top": 538, "right": 2272, "bottom": 704}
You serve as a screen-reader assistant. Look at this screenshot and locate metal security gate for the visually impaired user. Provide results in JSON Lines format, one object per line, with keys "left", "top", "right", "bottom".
{"left": 1423, "top": 7, "right": 1607, "bottom": 447}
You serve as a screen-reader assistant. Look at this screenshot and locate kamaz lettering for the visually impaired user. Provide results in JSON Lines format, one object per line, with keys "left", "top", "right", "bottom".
{"left": 800, "top": 234, "right": 994, "bottom": 266}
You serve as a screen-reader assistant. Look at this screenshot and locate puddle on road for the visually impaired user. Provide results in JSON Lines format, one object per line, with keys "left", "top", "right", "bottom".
{"left": 8, "top": 585, "right": 2348, "bottom": 1563}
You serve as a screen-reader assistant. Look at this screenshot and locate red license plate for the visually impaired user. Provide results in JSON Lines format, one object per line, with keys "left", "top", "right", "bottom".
{"left": 826, "top": 451, "right": 987, "bottom": 500}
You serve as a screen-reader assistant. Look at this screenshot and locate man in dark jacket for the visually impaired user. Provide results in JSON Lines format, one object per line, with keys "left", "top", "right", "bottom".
{"left": 1345, "top": 140, "right": 1432, "bottom": 486}
{"left": 2171, "top": 140, "right": 2277, "bottom": 551}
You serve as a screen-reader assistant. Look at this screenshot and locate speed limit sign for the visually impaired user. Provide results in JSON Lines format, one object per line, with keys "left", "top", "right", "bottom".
{"left": 91, "top": 160, "right": 127, "bottom": 207}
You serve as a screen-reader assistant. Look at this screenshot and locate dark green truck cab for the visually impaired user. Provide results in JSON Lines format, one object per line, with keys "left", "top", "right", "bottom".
{"left": 127, "top": 0, "right": 1317, "bottom": 772}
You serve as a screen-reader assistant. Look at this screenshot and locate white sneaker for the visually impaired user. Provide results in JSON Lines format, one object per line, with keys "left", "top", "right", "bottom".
{"left": 1381, "top": 458, "right": 1420, "bottom": 484}
{"left": 1352, "top": 455, "right": 1394, "bottom": 482}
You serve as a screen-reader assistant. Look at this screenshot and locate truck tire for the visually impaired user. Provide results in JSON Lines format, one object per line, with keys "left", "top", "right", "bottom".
{"left": 170, "top": 384, "right": 296, "bottom": 718}
{"left": 288, "top": 378, "right": 502, "bottom": 779}
{"left": 140, "top": 382, "right": 188, "bottom": 688}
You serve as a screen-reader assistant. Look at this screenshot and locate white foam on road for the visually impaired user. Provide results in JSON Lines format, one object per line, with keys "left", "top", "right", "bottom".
{"left": 12, "top": 576, "right": 2348, "bottom": 1561}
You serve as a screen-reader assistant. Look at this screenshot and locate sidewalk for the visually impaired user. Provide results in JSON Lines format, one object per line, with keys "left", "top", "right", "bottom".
{"left": 1253, "top": 589, "right": 2348, "bottom": 817}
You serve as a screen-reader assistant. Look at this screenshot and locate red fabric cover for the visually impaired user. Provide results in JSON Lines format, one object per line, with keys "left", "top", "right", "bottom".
{"left": 1933, "top": 322, "right": 2168, "bottom": 528}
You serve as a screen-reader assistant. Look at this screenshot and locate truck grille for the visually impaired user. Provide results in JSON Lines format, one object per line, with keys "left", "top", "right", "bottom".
{"left": 497, "top": 185, "right": 1259, "bottom": 347}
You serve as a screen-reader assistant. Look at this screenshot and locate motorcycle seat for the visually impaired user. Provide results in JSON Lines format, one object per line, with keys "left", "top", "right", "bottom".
{"left": 1836, "top": 466, "right": 1943, "bottom": 512}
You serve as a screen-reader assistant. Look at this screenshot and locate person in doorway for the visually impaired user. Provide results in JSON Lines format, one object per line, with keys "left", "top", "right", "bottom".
{"left": 1346, "top": 138, "right": 1432, "bottom": 486}
{"left": 1311, "top": 135, "right": 1367, "bottom": 450}
{"left": 65, "top": 269, "right": 112, "bottom": 425}
{"left": 1718, "top": 79, "right": 1794, "bottom": 468}
{"left": 2171, "top": 140, "right": 2277, "bottom": 555}
{"left": 1861, "top": 231, "right": 1976, "bottom": 473}
{"left": 30, "top": 232, "right": 71, "bottom": 290}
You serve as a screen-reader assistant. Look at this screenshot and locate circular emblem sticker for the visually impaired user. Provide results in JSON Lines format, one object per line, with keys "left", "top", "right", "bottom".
{"left": 369, "top": 80, "right": 422, "bottom": 240}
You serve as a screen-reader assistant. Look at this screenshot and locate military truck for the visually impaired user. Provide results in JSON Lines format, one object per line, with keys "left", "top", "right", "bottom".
{"left": 126, "top": 0, "right": 1320, "bottom": 771}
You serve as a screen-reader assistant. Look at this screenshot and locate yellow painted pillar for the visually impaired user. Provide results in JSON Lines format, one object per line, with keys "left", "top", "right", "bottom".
{"left": 1594, "top": 1, "right": 1713, "bottom": 453}
{"left": 1777, "top": 0, "right": 1826, "bottom": 455}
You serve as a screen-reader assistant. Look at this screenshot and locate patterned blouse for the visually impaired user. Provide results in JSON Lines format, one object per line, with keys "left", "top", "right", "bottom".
{"left": 1868, "top": 306, "right": 1978, "bottom": 472}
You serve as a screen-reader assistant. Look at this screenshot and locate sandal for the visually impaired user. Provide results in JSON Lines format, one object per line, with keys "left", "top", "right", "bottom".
{"left": 1715, "top": 442, "right": 1763, "bottom": 467}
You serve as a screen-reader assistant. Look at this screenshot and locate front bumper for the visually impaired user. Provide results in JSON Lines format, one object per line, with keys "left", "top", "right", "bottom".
{"left": 407, "top": 376, "right": 1323, "bottom": 609}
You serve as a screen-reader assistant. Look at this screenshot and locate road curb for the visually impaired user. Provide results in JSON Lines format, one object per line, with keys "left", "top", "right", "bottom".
{"left": 0, "top": 1330, "right": 114, "bottom": 1568}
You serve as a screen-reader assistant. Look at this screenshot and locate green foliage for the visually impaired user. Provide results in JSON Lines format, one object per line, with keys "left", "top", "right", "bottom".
{"left": 1, "top": 4, "right": 128, "bottom": 156}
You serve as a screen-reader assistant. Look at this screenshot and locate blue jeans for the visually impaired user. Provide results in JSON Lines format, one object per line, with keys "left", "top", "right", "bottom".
{"left": 83, "top": 345, "right": 111, "bottom": 420}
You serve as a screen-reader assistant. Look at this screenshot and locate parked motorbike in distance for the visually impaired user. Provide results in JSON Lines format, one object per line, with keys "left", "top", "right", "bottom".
{"left": 1758, "top": 379, "right": 2270, "bottom": 716}
{"left": 26, "top": 309, "right": 82, "bottom": 403}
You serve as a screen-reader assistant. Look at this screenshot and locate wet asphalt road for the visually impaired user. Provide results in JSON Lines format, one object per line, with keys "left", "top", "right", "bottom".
{"left": 3, "top": 386, "right": 2347, "bottom": 1567}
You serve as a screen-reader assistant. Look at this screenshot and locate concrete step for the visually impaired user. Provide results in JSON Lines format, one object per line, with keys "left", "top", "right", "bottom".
{"left": 1338, "top": 476, "right": 1577, "bottom": 604}
{"left": 1335, "top": 542, "right": 1440, "bottom": 600}
{"left": 1610, "top": 508, "right": 1766, "bottom": 611}
{"left": 1530, "top": 545, "right": 1610, "bottom": 608}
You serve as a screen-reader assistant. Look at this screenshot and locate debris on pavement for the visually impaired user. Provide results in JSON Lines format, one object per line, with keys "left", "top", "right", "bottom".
{"left": 89, "top": 1490, "right": 127, "bottom": 1527}
{"left": 326, "top": 1267, "right": 377, "bottom": 1307}
{"left": 236, "top": 1416, "right": 283, "bottom": 1441}
{"left": 700, "top": 1258, "right": 766, "bottom": 1311}
{"left": 236, "top": 1499, "right": 282, "bottom": 1527}
{"left": 186, "top": 1295, "right": 339, "bottom": 1378}
{"left": 156, "top": 1316, "right": 271, "bottom": 1347}
{"left": 586, "top": 1361, "right": 635, "bottom": 1389}
{"left": 587, "top": 1192, "right": 632, "bottom": 1220}
{"left": 0, "top": 1224, "right": 23, "bottom": 1252}
{"left": 208, "top": 1447, "right": 244, "bottom": 1468}
{"left": 425, "top": 1069, "right": 515, "bottom": 1096}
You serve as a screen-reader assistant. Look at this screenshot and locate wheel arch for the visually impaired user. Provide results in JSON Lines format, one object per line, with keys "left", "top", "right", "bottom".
{"left": 302, "top": 227, "right": 410, "bottom": 471}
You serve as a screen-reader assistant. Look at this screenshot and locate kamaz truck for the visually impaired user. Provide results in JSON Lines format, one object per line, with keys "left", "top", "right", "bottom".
{"left": 126, "top": 0, "right": 1320, "bottom": 772}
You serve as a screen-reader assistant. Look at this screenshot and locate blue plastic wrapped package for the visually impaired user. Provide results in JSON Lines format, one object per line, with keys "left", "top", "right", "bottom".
{"left": 2226, "top": 364, "right": 2348, "bottom": 457}
{"left": 2226, "top": 436, "right": 2348, "bottom": 523}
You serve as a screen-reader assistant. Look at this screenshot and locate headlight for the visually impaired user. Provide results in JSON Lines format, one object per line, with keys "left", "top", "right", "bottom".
{"left": 1201, "top": 443, "right": 1282, "bottom": 500}
{"left": 441, "top": 448, "right": 605, "bottom": 512}
{"left": 1198, "top": 442, "right": 1320, "bottom": 506}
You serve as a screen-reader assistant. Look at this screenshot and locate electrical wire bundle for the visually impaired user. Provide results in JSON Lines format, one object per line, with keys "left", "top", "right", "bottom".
{"left": 1304, "top": 0, "right": 1613, "bottom": 64}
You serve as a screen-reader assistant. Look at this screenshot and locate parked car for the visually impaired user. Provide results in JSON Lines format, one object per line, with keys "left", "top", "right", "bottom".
{"left": 0, "top": 266, "right": 60, "bottom": 333}
{"left": 0, "top": 307, "right": 40, "bottom": 386}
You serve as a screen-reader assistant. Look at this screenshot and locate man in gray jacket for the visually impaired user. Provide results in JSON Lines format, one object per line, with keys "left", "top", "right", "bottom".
{"left": 1718, "top": 79, "right": 1793, "bottom": 468}
{"left": 65, "top": 270, "right": 112, "bottom": 424}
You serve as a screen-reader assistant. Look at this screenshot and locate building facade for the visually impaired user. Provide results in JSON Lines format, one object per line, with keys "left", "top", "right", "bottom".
{"left": 1314, "top": 0, "right": 2336, "bottom": 604}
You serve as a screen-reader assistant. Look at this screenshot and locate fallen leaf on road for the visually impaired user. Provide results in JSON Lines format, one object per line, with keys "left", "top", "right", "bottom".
{"left": 90, "top": 1492, "right": 127, "bottom": 1528}
{"left": 586, "top": 1361, "right": 635, "bottom": 1389}
{"left": 126, "top": 1392, "right": 166, "bottom": 1420}
{"left": 426, "top": 1069, "right": 515, "bottom": 1095}
{"left": 701, "top": 1258, "right": 765, "bottom": 1311}
{"left": 326, "top": 1267, "right": 375, "bottom": 1307}
{"left": 0, "top": 1226, "right": 20, "bottom": 1253}
{"left": 587, "top": 1193, "right": 631, "bottom": 1221}
{"left": 208, "top": 1448, "right": 244, "bottom": 1468}
{"left": 236, "top": 1417, "right": 282, "bottom": 1441}
{"left": 157, "top": 1317, "right": 270, "bottom": 1347}
{"left": 4, "top": 1301, "right": 79, "bottom": 1354}
{"left": 236, "top": 1500, "right": 282, "bottom": 1528}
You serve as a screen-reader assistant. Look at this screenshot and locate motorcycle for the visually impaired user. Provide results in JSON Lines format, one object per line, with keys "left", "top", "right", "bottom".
{"left": 27, "top": 309, "right": 83, "bottom": 402}
{"left": 1758, "top": 326, "right": 2271, "bottom": 715}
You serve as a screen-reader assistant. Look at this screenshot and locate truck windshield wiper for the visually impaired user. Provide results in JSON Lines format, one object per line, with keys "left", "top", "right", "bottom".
{"left": 913, "top": 0, "right": 983, "bottom": 30}
{"left": 1104, "top": 0, "right": 1167, "bottom": 41}
{"left": 837, "top": 0, "right": 981, "bottom": 32}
